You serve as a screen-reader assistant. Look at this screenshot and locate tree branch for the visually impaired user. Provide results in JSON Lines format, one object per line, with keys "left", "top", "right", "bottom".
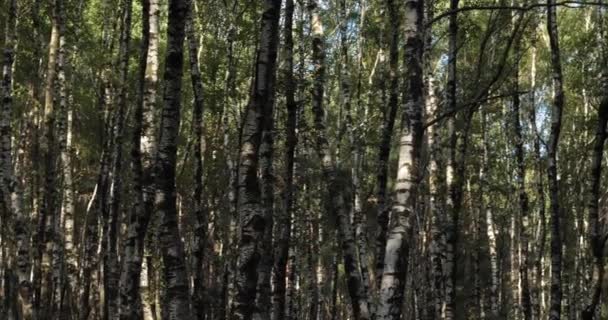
{"left": 423, "top": 91, "right": 529, "bottom": 130}
{"left": 428, "top": 1, "right": 608, "bottom": 26}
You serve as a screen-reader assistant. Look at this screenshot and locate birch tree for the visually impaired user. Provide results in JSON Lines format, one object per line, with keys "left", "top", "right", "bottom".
{"left": 154, "top": 0, "right": 190, "bottom": 316}
{"left": 376, "top": 1, "right": 424, "bottom": 319}
{"left": 0, "top": 0, "right": 32, "bottom": 318}
{"left": 308, "top": 0, "right": 370, "bottom": 318}
{"left": 233, "top": 1, "right": 282, "bottom": 319}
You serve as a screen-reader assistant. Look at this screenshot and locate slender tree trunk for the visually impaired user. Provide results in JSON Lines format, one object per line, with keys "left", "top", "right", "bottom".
{"left": 99, "top": 7, "right": 119, "bottom": 277}
{"left": 220, "top": 17, "right": 239, "bottom": 317}
{"left": 423, "top": 5, "right": 439, "bottom": 316}
{"left": 428, "top": 71, "right": 447, "bottom": 320}
{"left": 104, "top": 1, "right": 132, "bottom": 318}
{"left": 81, "top": 89, "right": 114, "bottom": 320}
{"left": 307, "top": 211, "right": 319, "bottom": 320}
{"left": 36, "top": 1, "right": 61, "bottom": 314}
{"left": 511, "top": 35, "right": 532, "bottom": 320}
{"left": 271, "top": 0, "right": 296, "bottom": 318}
{"left": 0, "top": 0, "right": 32, "bottom": 318}
{"left": 581, "top": 86, "right": 608, "bottom": 320}
{"left": 308, "top": 0, "right": 370, "bottom": 318}
{"left": 232, "top": 1, "right": 281, "bottom": 319}
{"left": 340, "top": 0, "right": 371, "bottom": 307}
{"left": 480, "top": 109, "right": 499, "bottom": 319}
{"left": 377, "top": 0, "right": 424, "bottom": 319}
{"left": 256, "top": 16, "right": 277, "bottom": 318}
{"left": 139, "top": 1, "right": 160, "bottom": 315}
{"left": 375, "top": 0, "right": 399, "bottom": 285}
{"left": 424, "top": 4, "right": 448, "bottom": 319}
{"left": 80, "top": 16, "right": 116, "bottom": 316}
{"left": 81, "top": 4, "right": 118, "bottom": 317}
{"left": 581, "top": 5, "right": 608, "bottom": 319}
{"left": 443, "top": 1, "right": 459, "bottom": 318}
{"left": 52, "top": 1, "right": 70, "bottom": 315}
{"left": 285, "top": 237, "right": 298, "bottom": 320}
{"left": 118, "top": 0, "right": 159, "bottom": 317}
{"left": 528, "top": 42, "right": 547, "bottom": 320}
{"left": 60, "top": 101, "right": 76, "bottom": 317}
{"left": 81, "top": 154, "right": 110, "bottom": 320}
{"left": 474, "top": 196, "right": 485, "bottom": 320}
{"left": 221, "top": 58, "right": 238, "bottom": 320}
{"left": 547, "top": 1, "right": 565, "bottom": 319}
{"left": 154, "top": 0, "right": 191, "bottom": 317}
{"left": 186, "top": 3, "right": 207, "bottom": 318}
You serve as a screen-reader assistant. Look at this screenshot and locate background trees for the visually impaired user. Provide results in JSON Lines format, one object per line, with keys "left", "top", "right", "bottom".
{"left": 0, "top": 0, "right": 607, "bottom": 319}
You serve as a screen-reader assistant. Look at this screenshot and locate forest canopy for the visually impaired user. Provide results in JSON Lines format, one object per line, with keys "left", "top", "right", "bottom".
{"left": 0, "top": 0, "right": 607, "bottom": 319}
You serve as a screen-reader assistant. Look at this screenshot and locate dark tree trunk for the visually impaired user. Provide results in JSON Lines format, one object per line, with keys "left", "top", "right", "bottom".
{"left": 0, "top": 0, "right": 32, "bottom": 318}
{"left": 186, "top": 3, "right": 207, "bottom": 318}
{"left": 271, "top": 0, "right": 297, "bottom": 318}
{"left": 154, "top": 0, "right": 191, "bottom": 317}
{"left": 547, "top": 1, "right": 565, "bottom": 319}
{"left": 80, "top": 3, "right": 117, "bottom": 317}
{"left": 444, "top": 1, "right": 459, "bottom": 318}
{"left": 510, "top": 33, "right": 532, "bottom": 320}
{"left": 36, "top": 1, "right": 60, "bottom": 315}
{"left": 118, "top": 0, "right": 159, "bottom": 317}
{"left": 233, "top": 1, "right": 281, "bottom": 319}
{"left": 104, "top": 1, "right": 133, "bottom": 318}
{"left": 581, "top": 89, "right": 608, "bottom": 320}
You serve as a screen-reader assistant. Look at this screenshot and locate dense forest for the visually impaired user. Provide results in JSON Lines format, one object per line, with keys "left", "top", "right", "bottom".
{"left": 0, "top": 0, "right": 607, "bottom": 319}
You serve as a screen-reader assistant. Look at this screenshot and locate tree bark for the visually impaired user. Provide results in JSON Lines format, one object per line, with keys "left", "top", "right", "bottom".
{"left": 271, "top": 0, "right": 296, "bottom": 318}
{"left": 510, "top": 33, "right": 532, "bottom": 320}
{"left": 232, "top": 1, "right": 281, "bottom": 319}
{"left": 80, "top": 5, "right": 117, "bottom": 314}
{"left": 52, "top": 1, "right": 70, "bottom": 314}
{"left": 480, "top": 109, "right": 499, "bottom": 319}
{"left": 118, "top": 0, "right": 159, "bottom": 317}
{"left": 443, "top": 1, "right": 459, "bottom": 318}
{"left": 581, "top": 5, "right": 608, "bottom": 319}
{"left": 104, "top": 1, "right": 133, "bottom": 318}
{"left": 376, "top": 0, "right": 424, "bottom": 319}
{"left": 528, "top": 43, "right": 547, "bottom": 320}
{"left": 340, "top": 0, "right": 371, "bottom": 308}
{"left": 308, "top": 0, "right": 370, "bottom": 318}
{"left": 581, "top": 84, "right": 608, "bottom": 320}
{"left": 547, "top": 1, "right": 565, "bottom": 319}
{"left": 220, "top": 24, "right": 238, "bottom": 320}
{"left": 186, "top": 3, "right": 207, "bottom": 318}
{"left": 257, "top": 18, "right": 277, "bottom": 319}
{"left": 154, "top": 0, "right": 191, "bottom": 317}
{"left": 0, "top": 0, "right": 33, "bottom": 318}
{"left": 375, "top": 0, "right": 400, "bottom": 285}
{"left": 36, "top": 1, "right": 60, "bottom": 314}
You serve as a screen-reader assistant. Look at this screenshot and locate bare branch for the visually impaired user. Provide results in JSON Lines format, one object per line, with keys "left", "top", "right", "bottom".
{"left": 428, "top": 1, "right": 608, "bottom": 26}
{"left": 423, "top": 91, "right": 529, "bottom": 130}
